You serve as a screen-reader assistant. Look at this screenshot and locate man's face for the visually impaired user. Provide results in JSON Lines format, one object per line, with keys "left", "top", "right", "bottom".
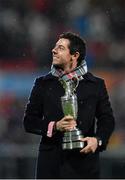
{"left": 52, "top": 38, "right": 73, "bottom": 69}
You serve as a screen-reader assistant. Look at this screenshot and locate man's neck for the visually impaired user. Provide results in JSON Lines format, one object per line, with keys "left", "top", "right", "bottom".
{"left": 53, "top": 61, "right": 77, "bottom": 74}
{"left": 63, "top": 63, "right": 77, "bottom": 74}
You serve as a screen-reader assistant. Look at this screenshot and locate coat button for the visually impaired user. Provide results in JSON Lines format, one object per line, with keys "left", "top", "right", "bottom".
{"left": 79, "top": 121, "right": 82, "bottom": 125}
{"left": 80, "top": 101, "right": 83, "bottom": 104}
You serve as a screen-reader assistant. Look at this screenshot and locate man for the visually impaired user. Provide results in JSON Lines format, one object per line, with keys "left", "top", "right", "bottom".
{"left": 23, "top": 32, "right": 115, "bottom": 178}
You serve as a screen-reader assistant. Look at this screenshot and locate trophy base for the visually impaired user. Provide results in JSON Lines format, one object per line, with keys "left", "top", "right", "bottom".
{"left": 62, "top": 141, "right": 84, "bottom": 150}
{"left": 62, "top": 128, "right": 84, "bottom": 150}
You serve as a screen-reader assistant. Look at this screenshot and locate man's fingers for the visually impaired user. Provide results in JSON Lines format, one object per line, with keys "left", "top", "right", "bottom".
{"left": 56, "top": 116, "right": 77, "bottom": 131}
{"left": 62, "top": 121, "right": 76, "bottom": 126}
{"left": 80, "top": 146, "right": 95, "bottom": 153}
{"left": 80, "top": 137, "right": 98, "bottom": 154}
{"left": 80, "top": 145, "right": 91, "bottom": 153}
{"left": 80, "top": 137, "right": 89, "bottom": 142}
{"left": 63, "top": 115, "right": 74, "bottom": 121}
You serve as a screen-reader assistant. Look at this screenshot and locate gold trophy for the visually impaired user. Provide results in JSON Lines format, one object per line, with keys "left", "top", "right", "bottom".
{"left": 60, "top": 79, "right": 84, "bottom": 150}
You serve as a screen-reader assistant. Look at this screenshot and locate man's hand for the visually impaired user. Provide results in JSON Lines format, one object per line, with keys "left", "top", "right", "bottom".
{"left": 56, "top": 115, "right": 77, "bottom": 132}
{"left": 80, "top": 137, "right": 98, "bottom": 154}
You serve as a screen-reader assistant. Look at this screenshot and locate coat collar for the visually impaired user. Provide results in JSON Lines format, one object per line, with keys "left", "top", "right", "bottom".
{"left": 83, "top": 72, "right": 97, "bottom": 82}
{"left": 42, "top": 72, "right": 97, "bottom": 82}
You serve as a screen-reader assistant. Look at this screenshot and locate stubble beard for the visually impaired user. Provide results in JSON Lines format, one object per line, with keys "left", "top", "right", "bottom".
{"left": 52, "top": 58, "right": 73, "bottom": 72}
{"left": 52, "top": 62, "right": 64, "bottom": 70}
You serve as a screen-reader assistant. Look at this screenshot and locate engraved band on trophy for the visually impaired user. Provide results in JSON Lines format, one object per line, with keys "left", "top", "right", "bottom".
{"left": 60, "top": 78, "right": 84, "bottom": 150}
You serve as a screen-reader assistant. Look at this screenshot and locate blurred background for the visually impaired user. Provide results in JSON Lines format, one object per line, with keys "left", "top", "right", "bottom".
{"left": 0, "top": 0, "right": 125, "bottom": 178}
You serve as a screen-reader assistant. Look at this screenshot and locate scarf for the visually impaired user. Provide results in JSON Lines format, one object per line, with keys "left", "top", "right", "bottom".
{"left": 51, "top": 60, "right": 88, "bottom": 82}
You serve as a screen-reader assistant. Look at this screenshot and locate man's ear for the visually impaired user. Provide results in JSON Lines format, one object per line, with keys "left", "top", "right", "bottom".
{"left": 73, "top": 52, "right": 80, "bottom": 58}
{"left": 72, "top": 52, "right": 80, "bottom": 62}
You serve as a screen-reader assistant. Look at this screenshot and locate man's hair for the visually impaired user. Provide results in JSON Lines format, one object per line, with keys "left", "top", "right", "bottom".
{"left": 59, "top": 32, "right": 86, "bottom": 66}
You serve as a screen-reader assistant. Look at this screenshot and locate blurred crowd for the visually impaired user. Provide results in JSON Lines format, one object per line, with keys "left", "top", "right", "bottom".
{"left": 0, "top": 0, "right": 125, "bottom": 68}
{"left": 0, "top": 0, "right": 125, "bottom": 148}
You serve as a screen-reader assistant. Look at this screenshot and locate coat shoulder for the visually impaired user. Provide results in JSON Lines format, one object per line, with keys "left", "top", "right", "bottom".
{"left": 36, "top": 72, "right": 57, "bottom": 83}
{"left": 84, "top": 72, "right": 104, "bottom": 84}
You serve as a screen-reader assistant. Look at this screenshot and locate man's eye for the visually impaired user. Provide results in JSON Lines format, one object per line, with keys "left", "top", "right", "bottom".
{"left": 59, "top": 46, "right": 64, "bottom": 50}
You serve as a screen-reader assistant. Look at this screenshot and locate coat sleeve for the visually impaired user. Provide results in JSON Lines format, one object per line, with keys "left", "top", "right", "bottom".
{"left": 95, "top": 80, "right": 115, "bottom": 151}
{"left": 23, "top": 78, "right": 48, "bottom": 135}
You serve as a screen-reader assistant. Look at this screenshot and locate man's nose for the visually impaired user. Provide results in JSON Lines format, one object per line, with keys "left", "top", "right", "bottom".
{"left": 52, "top": 48, "right": 57, "bottom": 54}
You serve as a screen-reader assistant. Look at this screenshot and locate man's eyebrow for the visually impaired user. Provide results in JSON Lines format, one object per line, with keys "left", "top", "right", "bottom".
{"left": 55, "top": 44, "right": 65, "bottom": 48}
{"left": 59, "top": 45, "right": 65, "bottom": 48}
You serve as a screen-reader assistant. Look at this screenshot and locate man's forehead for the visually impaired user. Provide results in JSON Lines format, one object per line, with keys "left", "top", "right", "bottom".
{"left": 56, "top": 38, "right": 70, "bottom": 46}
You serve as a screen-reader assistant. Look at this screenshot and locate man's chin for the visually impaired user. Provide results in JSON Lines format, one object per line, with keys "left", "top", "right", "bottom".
{"left": 52, "top": 63, "right": 63, "bottom": 70}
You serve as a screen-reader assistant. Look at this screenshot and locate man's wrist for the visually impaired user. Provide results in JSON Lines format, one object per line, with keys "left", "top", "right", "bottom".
{"left": 54, "top": 121, "right": 60, "bottom": 131}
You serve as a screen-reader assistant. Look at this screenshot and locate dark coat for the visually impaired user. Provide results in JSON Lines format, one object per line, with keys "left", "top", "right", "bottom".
{"left": 23, "top": 72, "right": 115, "bottom": 179}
